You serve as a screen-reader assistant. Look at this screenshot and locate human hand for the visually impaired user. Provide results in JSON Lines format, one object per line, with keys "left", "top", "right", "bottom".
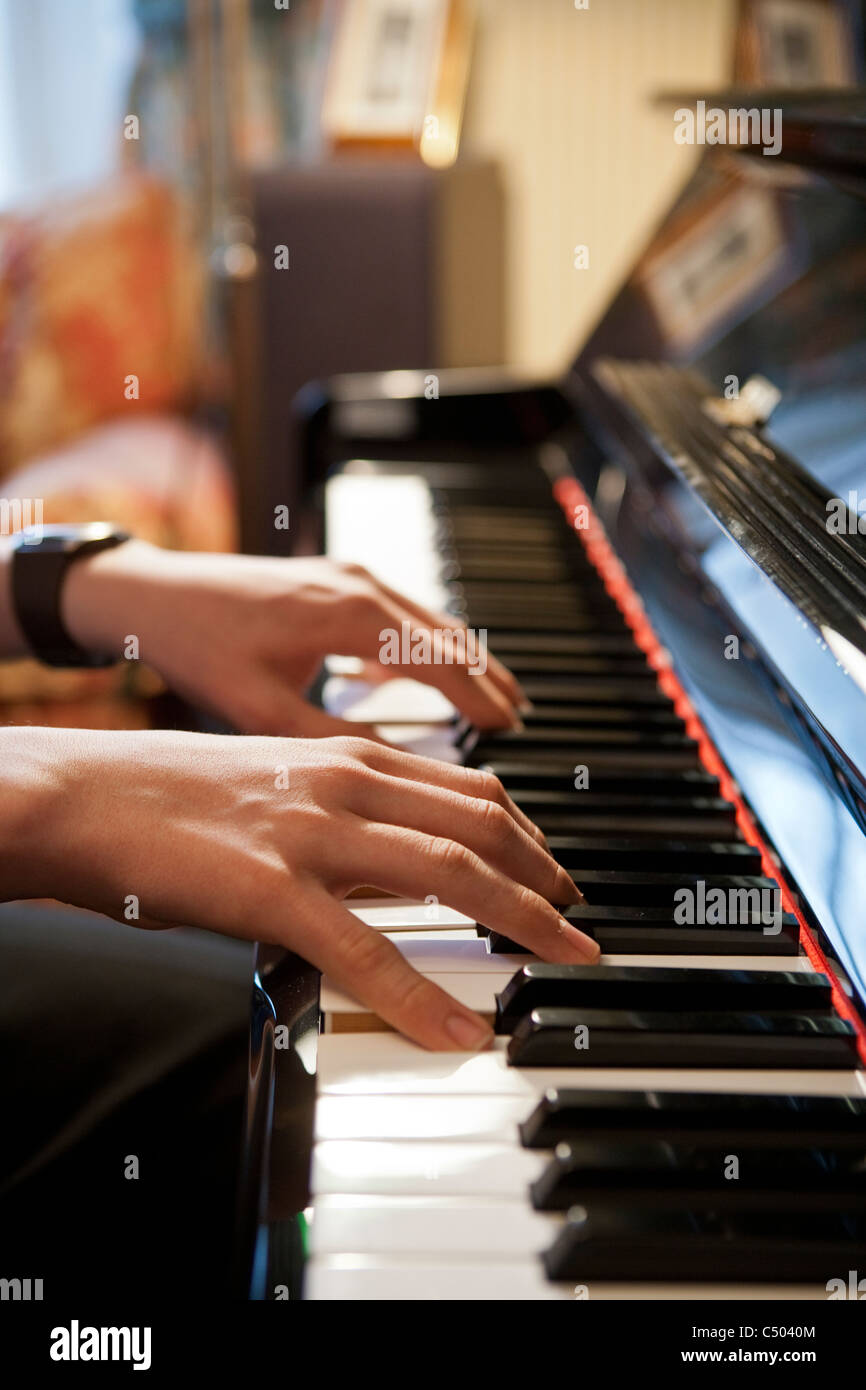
{"left": 6, "top": 728, "right": 598, "bottom": 1050}
{"left": 63, "top": 543, "right": 527, "bottom": 736}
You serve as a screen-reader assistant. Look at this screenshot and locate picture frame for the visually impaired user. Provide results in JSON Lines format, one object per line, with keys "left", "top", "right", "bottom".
{"left": 635, "top": 175, "right": 794, "bottom": 356}
{"left": 322, "top": 0, "right": 473, "bottom": 165}
{"left": 734, "top": 0, "right": 862, "bottom": 87}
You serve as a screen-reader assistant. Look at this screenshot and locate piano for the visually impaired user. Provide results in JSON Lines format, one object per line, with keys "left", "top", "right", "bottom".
{"left": 239, "top": 95, "right": 866, "bottom": 1301}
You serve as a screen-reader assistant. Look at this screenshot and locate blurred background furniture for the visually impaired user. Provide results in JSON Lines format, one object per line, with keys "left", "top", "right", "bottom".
{"left": 0, "top": 172, "right": 236, "bottom": 727}
{"left": 249, "top": 155, "right": 505, "bottom": 554}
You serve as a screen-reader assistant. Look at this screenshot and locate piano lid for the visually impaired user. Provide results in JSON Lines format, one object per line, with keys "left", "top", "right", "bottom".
{"left": 568, "top": 97, "right": 866, "bottom": 1013}
{"left": 573, "top": 96, "right": 866, "bottom": 765}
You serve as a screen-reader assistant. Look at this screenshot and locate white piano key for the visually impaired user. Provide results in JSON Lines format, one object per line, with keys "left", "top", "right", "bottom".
{"left": 384, "top": 936, "right": 527, "bottom": 971}
{"left": 325, "top": 473, "right": 445, "bottom": 609}
{"left": 308, "top": 1194, "right": 559, "bottom": 1257}
{"left": 314, "top": 1093, "right": 528, "bottom": 1142}
{"left": 317, "top": 1033, "right": 866, "bottom": 1100}
{"left": 304, "top": 1255, "right": 830, "bottom": 1302}
{"left": 321, "top": 970, "right": 513, "bottom": 1023}
{"left": 350, "top": 901, "right": 475, "bottom": 930}
{"left": 311, "top": 1139, "right": 545, "bottom": 1197}
{"left": 598, "top": 953, "right": 814, "bottom": 971}
{"left": 382, "top": 933, "right": 815, "bottom": 976}
{"left": 326, "top": 676, "right": 454, "bottom": 725}
{"left": 304, "top": 1254, "right": 570, "bottom": 1300}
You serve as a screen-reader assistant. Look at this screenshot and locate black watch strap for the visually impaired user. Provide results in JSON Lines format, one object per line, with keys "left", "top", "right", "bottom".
{"left": 10, "top": 524, "right": 131, "bottom": 668}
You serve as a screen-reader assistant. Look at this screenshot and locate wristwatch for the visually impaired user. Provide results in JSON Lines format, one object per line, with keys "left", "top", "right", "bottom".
{"left": 10, "top": 523, "right": 131, "bottom": 667}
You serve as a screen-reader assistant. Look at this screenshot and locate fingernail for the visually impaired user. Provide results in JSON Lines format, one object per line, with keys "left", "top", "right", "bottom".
{"left": 558, "top": 916, "right": 601, "bottom": 962}
{"left": 509, "top": 714, "right": 525, "bottom": 732}
{"left": 517, "top": 698, "right": 534, "bottom": 715}
{"left": 555, "top": 869, "right": 582, "bottom": 904}
{"left": 445, "top": 1013, "right": 495, "bottom": 1051}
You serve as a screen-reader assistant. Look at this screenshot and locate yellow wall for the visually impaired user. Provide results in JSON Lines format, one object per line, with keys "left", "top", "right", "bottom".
{"left": 462, "top": 0, "right": 737, "bottom": 372}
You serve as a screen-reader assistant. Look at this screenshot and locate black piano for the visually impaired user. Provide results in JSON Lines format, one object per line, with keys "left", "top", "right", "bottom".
{"left": 239, "top": 95, "right": 866, "bottom": 1301}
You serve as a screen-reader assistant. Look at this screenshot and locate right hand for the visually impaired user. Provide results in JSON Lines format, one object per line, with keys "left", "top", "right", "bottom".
{"left": 6, "top": 728, "right": 599, "bottom": 1051}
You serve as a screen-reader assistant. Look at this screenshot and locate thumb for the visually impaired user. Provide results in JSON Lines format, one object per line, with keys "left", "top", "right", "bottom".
{"left": 252, "top": 684, "right": 384, "bottom": 740}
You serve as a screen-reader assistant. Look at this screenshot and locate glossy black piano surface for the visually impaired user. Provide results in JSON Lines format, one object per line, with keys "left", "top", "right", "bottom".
{"left": 240, "top": 97, "right": 866, "bottom": 1301}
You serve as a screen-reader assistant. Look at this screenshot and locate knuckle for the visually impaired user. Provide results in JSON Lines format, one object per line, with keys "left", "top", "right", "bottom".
{"left": 428, "top": 835, "right": 471, "bottom": 876}
{"left": 350, "top": 589, "right": 386, "bottom": 626}
{"left": 513, "top": 881, "right": 547, "bottom": 922}
{"left": 339, "top": 927, "right": 391, "bottom": 982}
{"left": 470, "top": 768, "right": 507, "bottom": 805}
{"left": 328, "top": 734, "right": 375, "bottom": 766}
{"left": 395, "top": 969, "right": 439, "bottom": 1018}
{"left": 476, "top": 797, "right": 514, "bottom": 846}
{"left": 339, "top": 560, "right": 372, "bottom": 581}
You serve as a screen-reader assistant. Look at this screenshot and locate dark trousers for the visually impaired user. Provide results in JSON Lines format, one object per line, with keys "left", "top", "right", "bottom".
{"left": 0, "top": 903, "right": 251, "bottom": 1303}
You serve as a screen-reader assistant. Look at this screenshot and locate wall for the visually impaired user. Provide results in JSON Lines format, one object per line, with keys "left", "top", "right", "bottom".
{"left": 462, "top": 0, "right": 737, "bottom": 373}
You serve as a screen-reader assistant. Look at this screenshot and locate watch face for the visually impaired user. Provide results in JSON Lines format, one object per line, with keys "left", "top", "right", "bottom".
{"left": 18, "top": 522, "right": 120, "bottom": 551}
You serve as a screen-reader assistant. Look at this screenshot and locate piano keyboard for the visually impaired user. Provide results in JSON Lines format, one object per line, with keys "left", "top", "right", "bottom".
{"left": 304, "top": 467, "right": 866, "bottom": 1300}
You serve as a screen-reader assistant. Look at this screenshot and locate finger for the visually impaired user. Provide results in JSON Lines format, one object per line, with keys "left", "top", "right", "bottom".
{"left": 352, "top": 770, "right": 578, "bottom": 905}
{"left": 338, "top": 823, "right": 599, "bottom": 962}
{"left": 292, "top": 706, "right": 385, "bottom": 741}
{"left": 373, "top": 582, "right": 529, "bottom": 710}
{"left": 358, "top": 743, "right": 550, "bottom": 849}
{"left": 231, "top": 681, "right": 383, "bottom": 741}
{"left": 348, "top": 591, "right": 524, "bottom": 730}
{"left": 290, "top": 890, "right": 495, "bottom": 1050}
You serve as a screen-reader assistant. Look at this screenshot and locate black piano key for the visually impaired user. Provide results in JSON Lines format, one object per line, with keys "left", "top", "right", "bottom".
{"left": 484, "top": 923, "right": 798, "bottom": 955}
{"left": 549, "top": 837, "right": 762, "bottom": 874}
{"left": 470, "top": 730, "right": 699, "bottom": 760}
{"left": 441, "top": 558, "right": 579, "bottom": 583}
{"left": 487, "top": 748, "right": 704, "bottom": 772}
{"left": 471, "top": 615, "right": 629, "bottom": 633}
{"left": 565, "top": 902, "right": 799, "bottom": 954}
{"left": 517, "top": 706, "right": 682, "bottom": 730}
{"left": 455, "top": 582, "right": 617, "bottom": 608}
{"left": 489, "top": 653, "right": 651, "bottom": 677}
{"left": 497, "top": 656, "right": 653, "bottom": 678}
{"left": 483, "top": 764, "right": 719, "bottom": 796}
{"left": 443, "top": 514, "right": 564, "bottom": 538}
{"left": 495, "top": 964, "right": 831, "bottom": 1032}
{"left": 482, "top": 904, "right": 800, "bottom": 956}
{"left": 521, "top": 679, "right": 669, "bottom": 705}
{"left": 475, "top": 633, "right": 639, "bottom": 656}
{"left": 530, "top": 1140, "right": 866, "bottom": 1211}
{"left": 506, "top": 1006, "right": 857, "bottom": 1068}
{"left": 574, "top": 869, "right": 776, "bottom": 907}
{"left": 542, "top": 1206, "right": 866, "bottom": 1282}
{"left": 519, "top": 1089, "right": 866, "bottom": 1149}
{"left": 534, "top": 813, "right": 738, "bottom": 838}
{"left": 460, "top": 601, "right": 622, "bottom": 625}
{"left": 521, "top": 792, "right": 733, "bottom": 814}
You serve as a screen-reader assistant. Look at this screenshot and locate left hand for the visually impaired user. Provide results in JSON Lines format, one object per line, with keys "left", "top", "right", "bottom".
{"left": 63, "top": 541, "right": 529, "bottom": 737}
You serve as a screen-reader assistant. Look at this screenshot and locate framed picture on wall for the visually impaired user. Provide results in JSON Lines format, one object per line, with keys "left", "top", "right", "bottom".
{"left": 734, "top": 0, "right": 862, "bottom": 87}
{"left": 322, "top": 0, "right": 473, "bottom": 164}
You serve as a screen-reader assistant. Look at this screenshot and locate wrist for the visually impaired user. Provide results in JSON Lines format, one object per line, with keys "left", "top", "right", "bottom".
{"left": 61, "top": 538, "right": 162, "bottom": 658}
